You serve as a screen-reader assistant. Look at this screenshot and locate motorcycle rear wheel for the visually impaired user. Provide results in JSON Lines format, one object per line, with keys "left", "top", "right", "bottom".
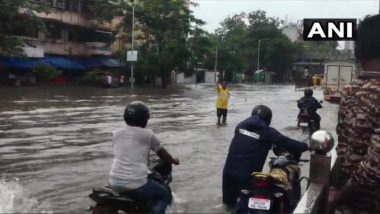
{"left": 91, "top": 204, "right": 118, "bottom": 214}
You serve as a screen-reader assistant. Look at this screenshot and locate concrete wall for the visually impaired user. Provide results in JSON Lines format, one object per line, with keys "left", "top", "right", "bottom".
{"left": 155, "top": 77, "right": 162, "bottom": 86}
{"left": 176, "top": 73, "right": 196, "bottom": 84}
{"left": 204, "top": 71, "right": 216, "bottom": 83}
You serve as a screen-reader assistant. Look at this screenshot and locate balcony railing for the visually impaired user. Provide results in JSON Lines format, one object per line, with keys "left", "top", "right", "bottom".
{"left": 32, "top": 10, "right": 120, "bottom": 31}
{"left": 43, "top": 41, "right": 111, "bottom": 56}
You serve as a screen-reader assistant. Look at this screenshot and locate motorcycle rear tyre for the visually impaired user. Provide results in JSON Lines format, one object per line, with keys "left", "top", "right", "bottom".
{"left": 91, "top": 204, "right": 117, "bottom": 214}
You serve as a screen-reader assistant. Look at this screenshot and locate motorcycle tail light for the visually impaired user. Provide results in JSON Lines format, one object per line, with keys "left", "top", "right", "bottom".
{"left": 253, "top": 180, "right": 270, "bottom": 189}
{"left": 254, "top": 194, "right": 269, "bottom": 199}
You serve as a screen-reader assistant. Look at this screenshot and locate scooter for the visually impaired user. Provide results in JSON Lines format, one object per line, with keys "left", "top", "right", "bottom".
{"left": 236, "top": 146, "right": 309, "bottom": 213}
{"left": 89, "top": 156, "right": 173, "bottom": 214}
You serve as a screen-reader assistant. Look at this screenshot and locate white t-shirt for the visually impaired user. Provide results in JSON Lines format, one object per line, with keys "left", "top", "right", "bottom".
{"left": 107, "top": 75, "right": 112, "bottom": 84}
{"left": 109, "top": 125, "right": 161, "bottom": 189}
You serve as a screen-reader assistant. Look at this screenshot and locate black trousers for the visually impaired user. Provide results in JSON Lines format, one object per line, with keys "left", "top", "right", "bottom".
{"left": 217, "top": 108, "right": 228, "bottom": 123}
{"left": 222, "top": 172, "right": 249, "bottom": 209}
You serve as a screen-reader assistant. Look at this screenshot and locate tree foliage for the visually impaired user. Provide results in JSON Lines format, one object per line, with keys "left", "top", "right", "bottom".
{"left": 0, "top": 0, "right": 49, "bottom": 56}
{"left": 129, "top": 0, "right": 205, "bottom": 87}
{"left": 213, "top": 10, "right": 303, "bottom": 81}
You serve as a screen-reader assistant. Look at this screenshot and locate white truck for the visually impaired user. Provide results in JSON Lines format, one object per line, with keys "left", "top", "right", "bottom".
{"left": 323, "top": 60, "right": 356, "bottom": 103}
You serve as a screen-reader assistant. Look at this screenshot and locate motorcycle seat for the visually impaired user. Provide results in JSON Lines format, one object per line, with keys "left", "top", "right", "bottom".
{"left": 91, "top": 187, "right": 136, "bottom": 202}
{"left": 92, "top": 187, "right": 121, "bottom": 197}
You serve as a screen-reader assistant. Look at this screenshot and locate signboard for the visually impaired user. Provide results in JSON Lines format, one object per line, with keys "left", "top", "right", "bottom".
{"left": 23, "top": 42, "right": 44, "bottom": 58}
{"left": 127, "top": 51, "right": 138, "bottom": 62}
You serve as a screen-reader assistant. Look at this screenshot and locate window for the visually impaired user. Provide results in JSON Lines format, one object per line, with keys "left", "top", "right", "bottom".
{"left": 64, "top": 0, "right": 71, "bottom": 11}
{"left": 12, "top": 20, "right": 39, "bottom": 38}
{"left": 67, "top": 30, "right": 75, "bottom": 42}
{"left": 56, "top": 0, "right": 65, "bottom": 9}
{"left": 46, "top": 23, "right": 62, "bottom": 40}
{"left": 71, "top": 0, "right": 80, "bottom": 12}
{"left": 13, "top": 28, "right": 39, "bottom": 38}
{"left": 30, "top": 0, "right": 44, "bottom": 4}
{"left": 46, "top": 0, "right": 54, "bottom": 7}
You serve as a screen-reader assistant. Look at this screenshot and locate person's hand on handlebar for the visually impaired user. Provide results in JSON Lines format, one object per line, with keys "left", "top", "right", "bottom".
{"left": 172, "top": 158, "right": 180, "bottom": 165}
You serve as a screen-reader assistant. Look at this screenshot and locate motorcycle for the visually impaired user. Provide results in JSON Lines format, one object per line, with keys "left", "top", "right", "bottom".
{"left": 236, "top": 146, "right": 309, "bottom": 213}
{"left": 88, "top": 155, "right": 173, "bottom": 214}
{"left": 297, "top": 102, "right": 316, "bottom": 137}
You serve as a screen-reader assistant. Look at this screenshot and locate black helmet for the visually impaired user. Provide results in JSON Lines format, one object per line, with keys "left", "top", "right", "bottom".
{"left": 251, "top": 105, "right": 272, "bottom": 126}
{"left": 124, "top": 101, "right": 150, "bottom": 128}
{"left": 304, "top": 88, "right": 313, "bottom": 97}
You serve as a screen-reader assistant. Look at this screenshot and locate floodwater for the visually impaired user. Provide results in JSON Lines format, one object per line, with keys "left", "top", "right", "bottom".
{"left": 0, "top": 84, "right": 339, "bottom": 213}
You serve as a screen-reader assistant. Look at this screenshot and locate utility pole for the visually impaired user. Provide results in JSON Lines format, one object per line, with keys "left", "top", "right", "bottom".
{"left": 257, "top": 39, "right": 261, "bottom": 71}
{"left": 214, "top": 45, "right": 218, "bottom": 83}
{"left": 257, "top": 38, "right": 269, "bottom": 71}
{"left": 130, "top": 3, "right": 135, "bottom": 89}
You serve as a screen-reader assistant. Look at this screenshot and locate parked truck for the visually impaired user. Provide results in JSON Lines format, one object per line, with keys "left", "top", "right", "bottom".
{"left": 323, "top": 60, "right": 355, "bottom": 103}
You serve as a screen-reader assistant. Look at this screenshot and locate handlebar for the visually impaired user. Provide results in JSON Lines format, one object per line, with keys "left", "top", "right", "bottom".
{"left": 269, "top": 157, "right": 309, "bottom": 162}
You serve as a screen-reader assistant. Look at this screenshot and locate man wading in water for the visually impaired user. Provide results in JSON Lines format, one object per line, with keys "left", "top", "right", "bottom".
{"left": 216, "top": 81, "right": 230, "bottom": 126}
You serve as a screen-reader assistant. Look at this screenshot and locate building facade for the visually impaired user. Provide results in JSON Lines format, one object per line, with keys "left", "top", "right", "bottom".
{"left": 18, "top": 0, "right": 121, "bottom": 58}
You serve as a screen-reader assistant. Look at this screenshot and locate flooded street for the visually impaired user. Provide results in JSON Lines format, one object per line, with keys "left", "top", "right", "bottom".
{"left": 0, "top": 84, "right": 339, "bottom": 213}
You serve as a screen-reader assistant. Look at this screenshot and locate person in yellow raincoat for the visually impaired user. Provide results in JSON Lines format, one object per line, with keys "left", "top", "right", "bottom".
{"left": 216, "top": 81, "right": 230, "bottom": 125}
{"left": 312, "top": 74, "right": 319, "bottom": 87}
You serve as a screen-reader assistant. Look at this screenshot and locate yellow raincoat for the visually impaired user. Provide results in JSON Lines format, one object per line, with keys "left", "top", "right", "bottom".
{"left": 216, "top": 85, "right": 230, "bottom": 109}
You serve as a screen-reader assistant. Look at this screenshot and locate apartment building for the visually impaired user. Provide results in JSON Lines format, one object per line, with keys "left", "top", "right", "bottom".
{"left": 1, "top": 0, "right": 124, "bottom": 74}
{"left": 29, "top": 0, "right": 121, "bottom": 57}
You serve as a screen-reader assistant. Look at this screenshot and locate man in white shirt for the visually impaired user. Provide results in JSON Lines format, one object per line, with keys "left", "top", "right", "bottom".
{"left": 109, "top": 101, "right": 179, "bottom": 214}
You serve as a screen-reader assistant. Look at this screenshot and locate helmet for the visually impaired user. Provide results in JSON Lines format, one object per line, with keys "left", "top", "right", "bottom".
{"left": 124, "top": 101, "right": 150, "bottom": 128}
{"left": 304, "top": 88, "right": 313, "bottom": 97}
{"left": 251, "top": 105, "right": 272, "bottom": 126}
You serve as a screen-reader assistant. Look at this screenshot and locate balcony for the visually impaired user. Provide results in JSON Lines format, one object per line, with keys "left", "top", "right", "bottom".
{"left": 85, "top": 42, "right": 112, "bottom": 56}
{"left": 43, "top": 41, "right": 111, "bottom": 57}
{"left": 44, "top": 41, "right": 87, "bottom": 56}
{"left": 33, "top": 10, "right": 121, "bottom": 31}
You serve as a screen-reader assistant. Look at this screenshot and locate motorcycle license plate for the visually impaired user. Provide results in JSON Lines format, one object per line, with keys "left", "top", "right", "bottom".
{"left": 300, "top": 122, "right": 308, "bottom": 127}
{"left": 248, "top": 197, "right": 271, "bottom": 210}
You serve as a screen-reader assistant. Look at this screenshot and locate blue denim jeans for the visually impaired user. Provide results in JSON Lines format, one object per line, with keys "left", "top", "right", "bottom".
{"left": 112, "top": 179, "right": 170, "bottom": 214}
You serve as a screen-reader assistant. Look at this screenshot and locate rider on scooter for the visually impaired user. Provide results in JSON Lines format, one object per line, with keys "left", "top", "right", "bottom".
{"left": 297, "top": 89, "right": 322, "bottom": 130}
{"left": 108, "top": 101, "right": 179, "bottom": 214}
{"left": 222, "top": 105, "right": 309, "bottom": 210}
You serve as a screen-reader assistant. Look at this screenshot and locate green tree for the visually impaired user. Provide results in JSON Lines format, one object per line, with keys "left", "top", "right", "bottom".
{"left": 128, "top": 0, "right": 205, "bottom": 88}
{"left": 35, "top": 64, "right": 62, "bottom": 81}
{"left": 215, "top": 12, "right": 249, "bottom": 81}
{"left": 213, "top": 10, "right": 305, "bottom": 82}
{"left": 0, "top": 0, "right": 49, "bottom": 56}
{"left": 186, "top": 29, "right": 216, "bottom": 75}
{"left": 85, "top": 1, "right": 215, "bottom": 86}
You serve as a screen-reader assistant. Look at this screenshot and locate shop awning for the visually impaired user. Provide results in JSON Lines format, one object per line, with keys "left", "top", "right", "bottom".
{"left": 0, "top": 57, "right": 42, "bottom": 69}
{"left": 81, "top": 57, "right": 125, "bottom": 68}
{"left": 42, "top": 56, "right": 86, "bottom": 70}
{"left": 0, "top": 56, "right": 123, "bottom": 70}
